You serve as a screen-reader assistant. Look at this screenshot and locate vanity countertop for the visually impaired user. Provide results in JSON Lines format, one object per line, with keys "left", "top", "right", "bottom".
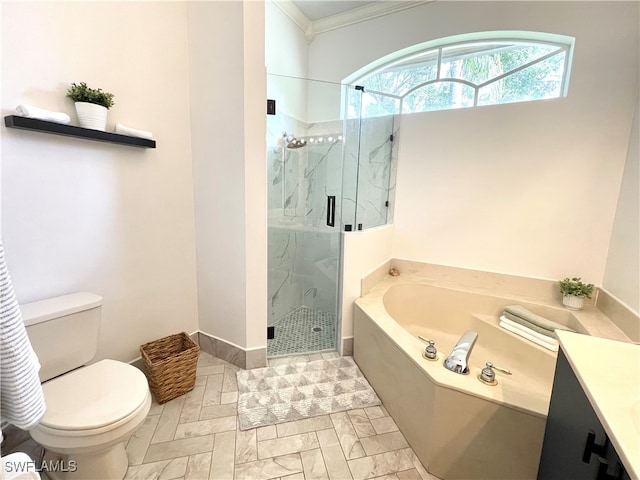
{"left": 556, "top": 330, "right": 640, "bottom": 479}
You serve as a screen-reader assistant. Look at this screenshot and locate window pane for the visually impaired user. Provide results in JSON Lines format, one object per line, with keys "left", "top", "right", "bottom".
{"left": 350, "top": 33, "right": 573, "bottom": 116}
{"left": 361, "top": 91, "right": 400, "bottom": 118}
{"left": 347, "top": 86, "right": 363, "bottom": 119}
{"left": 440, "top": 42, "right": 561, "bottom": 85}
{"left": 364, "top": 50, "right": 438, "bottom": 96}
{"left": 402, "top": 82, "right": 475, "bottom": 113}
{"left": 477, "top": 52, "right": 566, "bottom": 105}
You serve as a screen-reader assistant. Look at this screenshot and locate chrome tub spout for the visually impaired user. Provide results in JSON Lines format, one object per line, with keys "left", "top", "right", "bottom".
{"left": 444, "top": 330, "right": 478, "bottom": 374}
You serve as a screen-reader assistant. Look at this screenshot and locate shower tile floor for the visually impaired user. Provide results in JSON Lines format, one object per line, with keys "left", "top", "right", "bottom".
{"left": 267, "top": 306, "right": 336, "bottom": 357}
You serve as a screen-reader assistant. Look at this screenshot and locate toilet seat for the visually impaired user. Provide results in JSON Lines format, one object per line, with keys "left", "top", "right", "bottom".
{"left": 30, "top": 358, "right": 152, "bottom": 461}
{"left": 38, "top": 359, "right": 149, "bottom": 433}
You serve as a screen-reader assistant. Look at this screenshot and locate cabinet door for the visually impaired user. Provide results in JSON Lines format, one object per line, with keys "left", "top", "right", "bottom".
{"left": 538, "top": 349, "right": 629, "bottom": 480}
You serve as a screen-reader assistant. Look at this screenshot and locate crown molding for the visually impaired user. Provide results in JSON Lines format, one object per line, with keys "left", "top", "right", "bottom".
{"left": 273, "top": 1, "right": 432, "bottom": 43}
{"left": 272, "top": 0, "right": 313, "bottom": 39}
{"left": 311, "top": 1, "right": 430, "bottom": 37}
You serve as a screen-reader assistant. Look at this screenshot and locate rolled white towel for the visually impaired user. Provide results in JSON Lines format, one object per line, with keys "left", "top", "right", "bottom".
{"left": 15, "top": 104, "right": 70, "bottom": 125}
{"left": 114, "top": 122, "right": 153, "bottom": 140}
{"left": 499, "top": 318, "right": 559, "bottom": 352}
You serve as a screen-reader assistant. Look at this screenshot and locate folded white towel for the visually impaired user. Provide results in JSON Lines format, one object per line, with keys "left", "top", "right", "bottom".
{"left": 500, "top": 315, "right": 558, "bottom": 342}
{"left": 114, "top": 122, "right": 153, "bottom": 140}
{"left": 503, "top": 305, "right": 571, "bottom": 332}
{"left": 499, "top": 318, "right": 559, "bottom": 352}
{"left": 15, "top": 104, "right": 70, "bottom": 125}
{"left": 0, "top": 241, "right": 46, "bottom": 430}
{"left": 502, "top": 312, "right": 556, "bottom": 337}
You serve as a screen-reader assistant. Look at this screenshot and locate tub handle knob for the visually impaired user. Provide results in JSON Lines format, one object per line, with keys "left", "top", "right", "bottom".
{"left": 480, "top": 362, "right": 496, "bottom": 383}
{"left": 492, "top": 364, "right": 511, "bottom": 375}
{"left": 424, "top": 340, "right": 438, "bottom": 360}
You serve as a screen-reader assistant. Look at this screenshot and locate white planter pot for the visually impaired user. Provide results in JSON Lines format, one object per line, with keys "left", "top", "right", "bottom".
{"left": 562, "top": 295, "right": 584, "bottom": 310}
{"left": 74, "top": 102, "right": 108, "bottom": 131}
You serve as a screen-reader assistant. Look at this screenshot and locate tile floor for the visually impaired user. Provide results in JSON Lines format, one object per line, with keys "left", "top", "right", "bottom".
{"left": 123, "top": 351, "right": 440, "bottom": 480}
{"left": 267, "top": 307, "right": 337, "bottom": 356}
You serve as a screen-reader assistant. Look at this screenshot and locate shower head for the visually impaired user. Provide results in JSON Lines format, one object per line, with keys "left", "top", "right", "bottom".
{"left": 287, "top": 138, "right": 307, "bottom": 149}
{"left": 280, "top": 132, "right": 307, "bottom": 149}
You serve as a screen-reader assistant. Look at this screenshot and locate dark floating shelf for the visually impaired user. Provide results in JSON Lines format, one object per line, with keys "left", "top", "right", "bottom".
{"left": 4, "top": 115, "right": 156, "bottom": 149}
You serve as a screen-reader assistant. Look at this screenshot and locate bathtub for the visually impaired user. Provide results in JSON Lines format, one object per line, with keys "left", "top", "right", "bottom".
{"left": 354, "top": 273, "right": 606, "bottom": 480}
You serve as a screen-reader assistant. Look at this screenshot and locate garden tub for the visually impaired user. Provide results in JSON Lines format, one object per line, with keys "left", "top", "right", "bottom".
{"left": 353, "top": 269, "right": 627, "bottom": 479}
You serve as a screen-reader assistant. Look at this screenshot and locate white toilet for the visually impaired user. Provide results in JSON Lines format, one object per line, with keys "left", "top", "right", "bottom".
{"left": 21, "top": 293, "right": 151, "bottom": 480}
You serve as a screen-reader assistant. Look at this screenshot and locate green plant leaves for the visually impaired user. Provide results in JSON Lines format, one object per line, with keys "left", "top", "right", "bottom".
{"left": 66, "top": 82, "right": 115, "bottom": 109}
{"left": 558, "top": 277, "right": 594, "bottom": 298}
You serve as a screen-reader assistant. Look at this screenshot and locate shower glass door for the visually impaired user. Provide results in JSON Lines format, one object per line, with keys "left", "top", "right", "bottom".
{"left": 344, "top": 87, "right": 399, "bottom": 230}
{"left": 266, "top": 74, "right": 347, "bottom": 357}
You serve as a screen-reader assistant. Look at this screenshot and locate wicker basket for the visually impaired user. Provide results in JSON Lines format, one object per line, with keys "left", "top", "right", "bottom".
{"left": 140, "top": 332, "right": 200, "bottom": 404}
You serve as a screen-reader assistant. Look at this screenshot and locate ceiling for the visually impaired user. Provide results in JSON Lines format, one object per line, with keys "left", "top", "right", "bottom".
{"left": 281, "top": 1, "right": 427, "bottom": 38}
{"left": 292, "top": 1, "right": 379, "bottom": 21}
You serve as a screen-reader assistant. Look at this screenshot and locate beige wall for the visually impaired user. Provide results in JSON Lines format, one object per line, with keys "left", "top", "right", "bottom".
{"left": 265, "top": 2, "right": 308, "bottom": 79}
{"left": 341, "top": 226, "right": 394, "bottom": 345}
{"left": 243, "top": 2, "right": 268, "bottom": 350}
{"left": 603, "top": 98, "right": 640, "bottom": 314}
{"left": 189, "top": 1, "right": 267, "bottom": 350}
{"left": 308, "top": 1, "right": 639, "bottom": 286}
{"left": 392, "top": 93, "right": 632, "bottom": 283}
{"left": 0, "top": 2, "right": 199, "bottom": 362}
{"left": 265, "top": 2, "right": 310, "bottom": 123}
{"left": 3, "top": 1, "right": 635, "bottom": 364}
{"left": 1, "top": 1, "right": 267, "bottom": 363}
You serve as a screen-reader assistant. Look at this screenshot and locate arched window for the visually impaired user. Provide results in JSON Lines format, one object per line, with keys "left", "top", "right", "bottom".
{"left": 346, "top": 32, "right": 575, "bottom": 118}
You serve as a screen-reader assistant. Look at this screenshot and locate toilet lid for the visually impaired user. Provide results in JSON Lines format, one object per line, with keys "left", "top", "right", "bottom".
{"left": 40, "top": 359, "right": 149, "bottom": 431}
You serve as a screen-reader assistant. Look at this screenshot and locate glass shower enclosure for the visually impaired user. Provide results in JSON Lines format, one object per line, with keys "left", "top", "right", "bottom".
{"left": 266, "top": 74, "right": 399, "bottom": 357}
{"left": 267, "top": 75, "right": 345, "bottom": 356}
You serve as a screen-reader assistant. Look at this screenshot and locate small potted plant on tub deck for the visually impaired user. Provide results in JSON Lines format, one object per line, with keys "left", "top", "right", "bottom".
{"left": 66, "top": 82, "right": 115, "bottom": 131}
{"left": 558, "top": 277, "right": 594, "bottom": 310}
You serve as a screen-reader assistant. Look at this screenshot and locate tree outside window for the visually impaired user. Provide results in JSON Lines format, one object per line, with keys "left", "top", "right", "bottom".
{"left": 347, "top": 33, "right": 574, "bottom": 118}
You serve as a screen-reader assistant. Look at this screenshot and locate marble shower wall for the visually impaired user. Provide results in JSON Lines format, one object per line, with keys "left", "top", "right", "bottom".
{"left": 341, "top": 117, "right": 360, "bottom": 230}
{"left": 342, "top": 114, "right": 398, "bottom": 230}
{"left": 268, "top": 226, "right": 340, "bottom": 325}
{"left": 355, "top": 115, "right": 395, "bottom": 229}
{"left": 267, "top": 113, "right": 343, "bottom": 325}
{"left": 267, "top": 114, "right": 308, "bottom": 217}
{"left": 267, "top": 110, "right": 399, "bottom": 326}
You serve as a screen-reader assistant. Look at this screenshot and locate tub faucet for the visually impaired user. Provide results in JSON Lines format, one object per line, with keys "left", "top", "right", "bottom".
{"left": 444, "top": 330, "right": 478, "bottom": 374}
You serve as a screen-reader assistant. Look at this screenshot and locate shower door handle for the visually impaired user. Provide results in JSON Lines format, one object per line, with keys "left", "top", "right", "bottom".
{"left": 327, "top": 195, "right": 336, "bottom": 227}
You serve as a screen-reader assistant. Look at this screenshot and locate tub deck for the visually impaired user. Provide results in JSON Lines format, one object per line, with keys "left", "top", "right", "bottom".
{"left": 354, "top": 270, "right": 630, "bottom": 480}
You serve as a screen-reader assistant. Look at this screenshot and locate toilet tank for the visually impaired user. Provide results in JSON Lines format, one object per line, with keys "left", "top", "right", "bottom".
{"left": 21, "top": 292, "right": 102, "bottom": 382}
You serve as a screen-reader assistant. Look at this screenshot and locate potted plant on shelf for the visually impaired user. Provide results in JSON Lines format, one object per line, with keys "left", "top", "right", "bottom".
{"left": 558, "top": 277, "right": 594, "bottom": 310}
{"left": 66, "top": 82, "right": 115, "bottom": 131}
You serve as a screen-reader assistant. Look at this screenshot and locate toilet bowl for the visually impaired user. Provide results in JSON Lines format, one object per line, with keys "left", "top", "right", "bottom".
{"left": 29, "top": 360, "right": 151, "bottom": 480}
{"left": 21, "top": 293, "right": 152, "bottom": 480}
